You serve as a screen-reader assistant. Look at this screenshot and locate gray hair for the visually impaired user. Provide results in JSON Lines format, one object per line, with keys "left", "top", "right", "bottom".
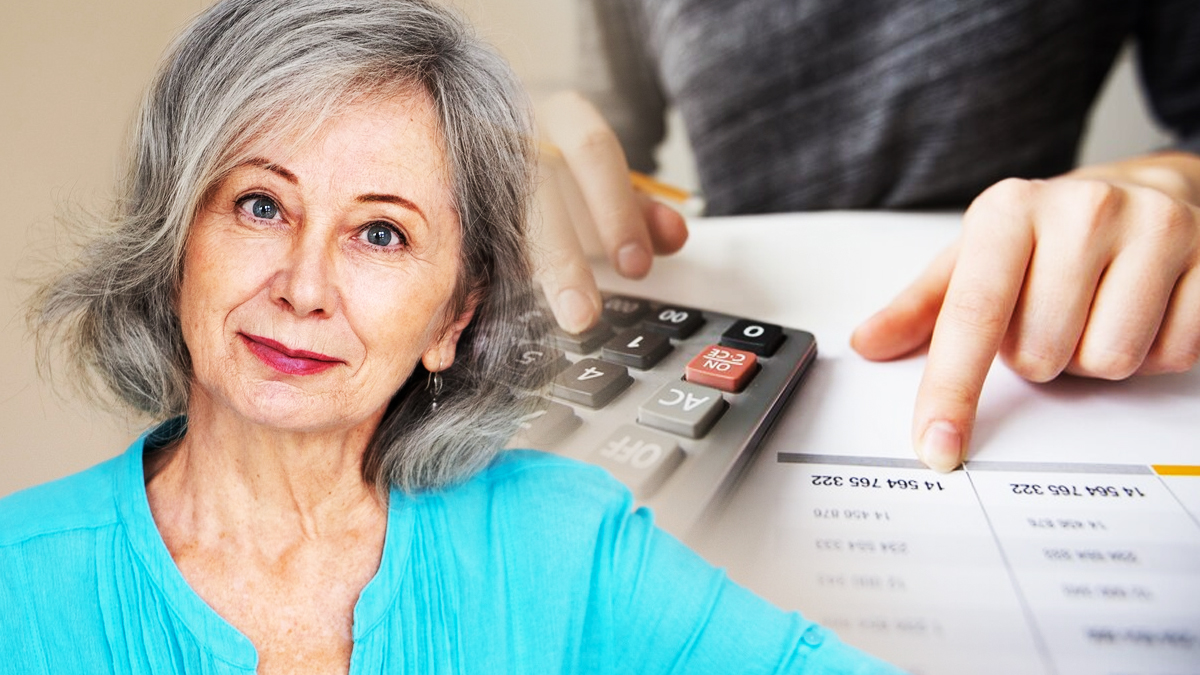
{"left": 32, "top": 0, "right": 549, "bottom": 491}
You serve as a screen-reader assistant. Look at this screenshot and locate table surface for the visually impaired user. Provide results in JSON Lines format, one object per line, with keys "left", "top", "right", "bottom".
{"left": 594, "top": 211, "right": 1200, "bottom": 675}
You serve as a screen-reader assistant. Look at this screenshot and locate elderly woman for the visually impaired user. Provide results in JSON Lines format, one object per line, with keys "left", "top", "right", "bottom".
{"left": 0, "top": 1, "right": 900, "bottom": 673}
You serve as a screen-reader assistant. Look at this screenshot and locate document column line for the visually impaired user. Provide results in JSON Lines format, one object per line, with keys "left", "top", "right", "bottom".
{"left": 963, "top": 468, "right": 1057, "bottom": 675}
{"left": 1151, "top": 470, "right": 1200, "bottom": 531}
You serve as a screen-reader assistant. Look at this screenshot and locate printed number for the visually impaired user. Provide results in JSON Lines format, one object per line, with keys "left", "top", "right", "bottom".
{"left": 811, "top": 475, "right": 844, "bottom": 487}
{"left": 742, "top": 324, "right": 765, "bottom": 338}
{"left": 658, "top": 309, "right": 690, "bottom": 324}
{"left": 516, "top": 350, "right": 543, "bottom": 365}
{"left": 516, "top": 409, "right": 547, "bottom": 430}
{"left": 606, "top": 298, "right": 639, "bottom": 313}
{"left": 1010, "top": 483, "right": 1044, "bottom": 495}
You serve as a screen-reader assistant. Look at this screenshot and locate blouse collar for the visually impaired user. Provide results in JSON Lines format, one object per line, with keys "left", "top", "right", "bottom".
{"left": 112, "top": 419, "right": 415, "bottom": 668}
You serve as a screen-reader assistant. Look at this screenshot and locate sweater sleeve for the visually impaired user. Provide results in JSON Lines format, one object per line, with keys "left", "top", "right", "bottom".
{"left": 598, "top": 490, "right": 906, "bottom": 674}
{"left": 575, "top": 0, "right": 668, "bottom": 173}
{"left": 1135, "top": 0, "right": 1200, "bottom": 155}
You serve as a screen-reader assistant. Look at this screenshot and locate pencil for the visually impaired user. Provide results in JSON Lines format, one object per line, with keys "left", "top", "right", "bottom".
{"left": 629, "top": 171, "right": 705, "bottom": 216}
{"left": 629, "top": 171, "right": 691, "bottom": 203}
{"left": 540, "top": 141, "right": 704, "bottom": 214}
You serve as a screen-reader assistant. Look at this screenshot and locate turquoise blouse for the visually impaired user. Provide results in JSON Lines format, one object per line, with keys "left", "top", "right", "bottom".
{"left": 0, "top": 428, "right": 902, "bottom": 673}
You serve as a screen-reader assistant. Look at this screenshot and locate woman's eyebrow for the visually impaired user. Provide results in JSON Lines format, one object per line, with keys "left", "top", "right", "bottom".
{"left": 244, "top": 158, "right": 298, "bottom": 184}
{"left": 241, "top": 158, "right": 427, "bottom": 221}
{"left": 358, "top": 193, "right": 427, "bottom": 221}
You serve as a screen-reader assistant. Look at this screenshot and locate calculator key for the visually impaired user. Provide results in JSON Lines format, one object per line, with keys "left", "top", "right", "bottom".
{"left": 685, "top": 345, "right": 759, "bottom": 393}
{"left": 514, "top": 305, "right": 554, "bottom": 329}
{"left": 638, "top": 382, "right": 726, "bottom": 439}
{"left": 721, "top": 319, "right": 785, "bottom": 357}
{"left": 511, "top": 398, "right": 580, "bottom": 447}
{"left": 602, "top": 295, "right": 652, "bottom": 327}
{"left": 593, "top": 425, "right": 685, "bottom": 497}
{"left": 552, "top": 358, "right": 633, "bottom": 408}
{"left": 504, "top": 344, "right": 567, "bottom": 389}
{"left": 601, "top": 328, "right": 673, "bottom": 370}
{"left": 643, "top": 306, "right": 705, "bottom": 339}
{"left": 553, "top": 322, "right": 614, "bottom": 354}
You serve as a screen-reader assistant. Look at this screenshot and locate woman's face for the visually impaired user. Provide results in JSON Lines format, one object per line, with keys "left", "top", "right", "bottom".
{"left": 178, "top": 91, "right": 470, "bottom": 434}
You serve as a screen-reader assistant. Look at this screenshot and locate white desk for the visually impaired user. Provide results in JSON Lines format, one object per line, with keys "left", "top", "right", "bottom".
{"left": 594, "top": 212, "right": 1200, "bottom": 675}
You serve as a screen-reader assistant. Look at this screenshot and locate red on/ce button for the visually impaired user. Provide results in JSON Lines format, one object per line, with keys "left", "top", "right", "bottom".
{"left": 685, "top": 344, "right": 758, "bottom": 393}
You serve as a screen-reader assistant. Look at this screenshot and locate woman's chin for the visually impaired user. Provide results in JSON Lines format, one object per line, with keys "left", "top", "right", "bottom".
{"left": 201, "top": 380, "right": 378, "bottom": 437}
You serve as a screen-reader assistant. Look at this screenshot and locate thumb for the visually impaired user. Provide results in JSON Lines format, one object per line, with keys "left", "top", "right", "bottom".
{"left": 851, "top": 241, "right": 960, "bottom": 360}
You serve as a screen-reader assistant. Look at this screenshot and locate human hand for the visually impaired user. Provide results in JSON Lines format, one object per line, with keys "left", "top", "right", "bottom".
{"left": 532, "top": 91, "right": 689, "bottom": 333}
{"left": 850, "top": 152, "right": 1200, "bottom": 472}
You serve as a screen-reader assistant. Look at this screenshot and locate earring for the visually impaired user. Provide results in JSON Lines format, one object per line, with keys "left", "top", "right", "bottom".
{"left": 427, "top": 359, "right": 444, "bottom": 412}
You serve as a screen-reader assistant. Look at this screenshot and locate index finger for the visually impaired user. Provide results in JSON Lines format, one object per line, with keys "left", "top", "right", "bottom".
{"left": 538, "top": 92, "right": 654, "bottom": 278}
{"left": 914, "top": 184, "right": 1035, "bottom": 471}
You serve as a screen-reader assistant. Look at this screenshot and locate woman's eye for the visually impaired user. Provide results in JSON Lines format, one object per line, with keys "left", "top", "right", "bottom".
{"left": 362, "top": 223, "right": 406, "bottom": 249}
{"left": 237, "top": 195, "right": 281, "bottom": 221}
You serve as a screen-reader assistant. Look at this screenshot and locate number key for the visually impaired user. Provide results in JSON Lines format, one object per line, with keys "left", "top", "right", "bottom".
{"left": 553, "top": 322, "right": 614, "bottom": 354}
{"left": 510, "top": 398, "right": 580, "bottom": 447}
{"left": 601, "top": 328, "right": 672, "bottom": 370}
{"left": 721, "top": 319, "right": 785, "bottom": 356}
{"left": 552, "top": 358, "right": 633, "bottom": 408}
{"left": 602, "top": 295, "right": 652, "bottom": 327}
{"left": 504, "top": 344, "right": 567, "bottom": 389}
{"left": 643, "top": 305, "right": 704, "bottom": 339}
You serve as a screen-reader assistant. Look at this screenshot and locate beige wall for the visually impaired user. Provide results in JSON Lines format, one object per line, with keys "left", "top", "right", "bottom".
{"left": 0, "top": 1, "right": 1170, "bottom": 498}
{"left": 0, "top": 1, "right": 214, "bottom": 497}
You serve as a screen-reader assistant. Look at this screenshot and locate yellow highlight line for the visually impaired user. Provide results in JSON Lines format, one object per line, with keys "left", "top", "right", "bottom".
{"left": 1152, "top": 465, "right": 1200, "bottom": 476}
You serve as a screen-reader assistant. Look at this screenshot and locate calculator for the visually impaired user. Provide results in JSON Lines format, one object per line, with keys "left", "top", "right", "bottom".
{"left": 505, "top": 292, "right": 817, "bottom": 537}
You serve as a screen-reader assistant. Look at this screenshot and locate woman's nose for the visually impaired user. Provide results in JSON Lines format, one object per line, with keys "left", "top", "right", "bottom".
{"left": 271, "top": 231, "right": 337, "bottom": 317}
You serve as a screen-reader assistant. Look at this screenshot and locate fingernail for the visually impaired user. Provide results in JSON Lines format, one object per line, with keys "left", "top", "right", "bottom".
{"left": 555, "top": 288, "right": 596, "bottom": 333}
{"left": 920, "top": 421, "right": 962, "bottom": 473}
{"left": 617, "top": 243, "right": 651, "bottom": 278}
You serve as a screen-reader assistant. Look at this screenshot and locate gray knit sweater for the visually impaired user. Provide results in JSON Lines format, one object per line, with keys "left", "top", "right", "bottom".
{"left": 579, "top": 0, "right": 1200, "bottom": 215}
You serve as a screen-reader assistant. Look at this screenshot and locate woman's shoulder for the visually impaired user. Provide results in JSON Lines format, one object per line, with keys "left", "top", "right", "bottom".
{"left": 474, "top": 449, "right": 631, "bottom": 507}
{"left": 0, "top": 452, "right": 126, "bottom": 548}
{"left": 417, "top": 449, "right": 638, "bottom": 534}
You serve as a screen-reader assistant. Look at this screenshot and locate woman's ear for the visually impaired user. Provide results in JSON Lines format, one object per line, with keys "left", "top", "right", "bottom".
{"left": 421, "top": 291, "right": 480, "bottom": 372}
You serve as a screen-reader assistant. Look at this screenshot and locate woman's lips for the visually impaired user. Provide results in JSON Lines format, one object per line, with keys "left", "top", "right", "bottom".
{"left": 240, "top": 333, "right": 342, "bottom": 376}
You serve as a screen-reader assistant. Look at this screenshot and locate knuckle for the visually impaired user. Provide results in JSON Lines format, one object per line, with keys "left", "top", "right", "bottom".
{"left": 941, "top": 288, "right": 1011, "bottom": 338}
{"left": 1075, "top": 344, "right": 1143, "bottom": 381}
{"left": 978, "top": 177, "right": 1038, "bottom": 208}
{"left": 1129, "top": 163, "right": 1195, "bottom": 203}
{"left": 1071, "top": 179, "right": 1125, "bottom": 221}
{"left": 1004, "top": 346, "right": 1068, "bottom": 383}
{"left": 966, "top": 178, "right": 1033, "bottom": 224}
{"left": 923, "top": 376, "right": 980, "bottom": 416}
{"left": 1146, "top": 343, "right": 1200, "bottom": 374}
{"left": 571, "top": 126, "right": 624, "bottom": 163}
{"left": 537, "top": 247, "right": 593, "bottom": 283}
{"left": 1138, "top": 193, "right": 1196, "bottom": 244}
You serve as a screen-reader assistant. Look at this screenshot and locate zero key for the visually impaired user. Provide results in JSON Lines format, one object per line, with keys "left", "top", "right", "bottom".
{"left": 721, "top": 319, "right": 785, "bottom": 357}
